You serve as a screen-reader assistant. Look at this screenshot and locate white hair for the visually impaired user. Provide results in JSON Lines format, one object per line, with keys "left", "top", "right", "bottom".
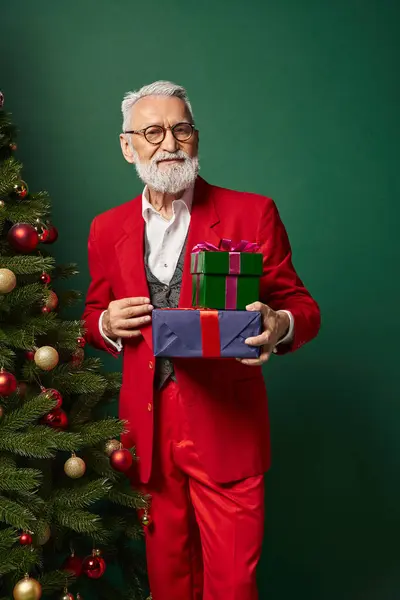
{"left": 121, "top": 80, "right": 194, "bottom": 132}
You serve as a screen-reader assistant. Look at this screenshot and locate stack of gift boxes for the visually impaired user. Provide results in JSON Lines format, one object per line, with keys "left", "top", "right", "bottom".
{"left": 152, "top": 240, "right": 264, "bottom": 359}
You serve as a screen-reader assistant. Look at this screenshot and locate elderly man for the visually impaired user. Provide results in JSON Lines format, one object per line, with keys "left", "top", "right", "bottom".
{"left": 83, "top": 80, "right": 320, "bottom": 600}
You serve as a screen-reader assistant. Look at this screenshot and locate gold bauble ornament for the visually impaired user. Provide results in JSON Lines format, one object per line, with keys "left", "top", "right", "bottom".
{"left": 13, "top": 575, "right": 42, "bottom": 600}
{"left": 64, "top": 453, "right": 86, "bottom": 479}
{"left": 104, "top": 439, "right": 121, "bottom": 457}
{"left": 34, "top": 346, "right": 59, "bottom": 371}
{"left": 36, "top": 523, "right": 51, "bottom": 545}
{"left": 0, "top": 268, "right": 17, "bottom": 293}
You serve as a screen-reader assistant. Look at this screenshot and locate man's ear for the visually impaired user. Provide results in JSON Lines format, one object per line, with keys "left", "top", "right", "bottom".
{"left": 119, "top": 134, "right": 135, "bottom": 164}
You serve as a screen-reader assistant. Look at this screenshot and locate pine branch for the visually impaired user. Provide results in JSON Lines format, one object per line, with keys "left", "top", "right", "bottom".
{"left": 49, "top": 369, "right": 109, "bottom": 395}
{"left": 5, "top": 196, "right": 52, "bottom": 224}
{"left": 85, "top": 449, "right": 119, "bottom": 481}
{"left": 1, "top": 394, "right": 56, "bottom": 431}
{"left": 0, "top": 496, "right": 37, "bottom": 530}
{"left": 39, "top": 569, "right": 75, "bottom": 594}
{"left": 57, "top": 289, "right": 81, "bottom": 308}
{"left": 0, "top": 255, "right": 55, "bottom": 274}
{"left": 0, "top": 545, "right": 40, "bottom": 576}
{"left": 78, "top": 419, "right": 125, "bottom": 446}
{"left": 0, "top": 346, "right": 16, "bottom": 370}
{"left": 107, "top": 486, "right": 148, "bottom": 510}
{"left": 0, "top": 466, "right": 42, "bottom": 492}
{"left": 52, "top": 478, "right": 112, "bottom": 509}
{"left": 52, "top": 263, "right": 79, "bottom": 279}
{"left": 68, "top": 393, "right": 103, "bottom": 426}
{"left": 0, "top": 427, "right": 82, "bottom": 458}
{"left": 0, "top": 528, "right": 18, "bottom": 549}
{"left": 5, "top": 313, "right": 57, "bottom": 349}
{"left": 1, "top": 283, "right": 47, "bottom": 311}
{"left": 54, "top": 507, "right": 101, "bottom": 534}
{"left": 0, "top": 157, "right": 21, "bottom": 197}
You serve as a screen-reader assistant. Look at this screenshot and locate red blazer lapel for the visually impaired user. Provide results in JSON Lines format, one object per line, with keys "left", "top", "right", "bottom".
{"left": 179, "top": 177, "right": 221, "bottom": 308}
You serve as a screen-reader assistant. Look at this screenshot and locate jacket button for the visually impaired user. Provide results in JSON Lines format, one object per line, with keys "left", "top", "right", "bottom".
{"left": 148, "top": 360, "right": 153, "bottom": 369}
{"left": 147, "top": 403, "right": 152, "bottom": 412}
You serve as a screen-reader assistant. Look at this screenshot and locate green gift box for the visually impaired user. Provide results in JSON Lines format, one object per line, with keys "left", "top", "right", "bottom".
{"left": 190, "top": 240, "right": 263, "bottom": 310}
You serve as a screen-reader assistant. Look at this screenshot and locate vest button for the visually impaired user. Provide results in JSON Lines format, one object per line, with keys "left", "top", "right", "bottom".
{"left": 148, "top": 360, "right": 154, "bottom": 369}
{"left": 147, "top": 403, "right": 153, "bottom": 412}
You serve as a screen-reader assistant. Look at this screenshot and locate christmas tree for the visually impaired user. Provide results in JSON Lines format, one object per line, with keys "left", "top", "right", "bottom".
{"left": 0, "top": 91, "right": 148, "bottom": 600}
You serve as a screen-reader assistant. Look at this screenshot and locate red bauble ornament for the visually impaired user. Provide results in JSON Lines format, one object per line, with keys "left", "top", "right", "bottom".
{"left": 25, "top": 350, "right": 35, "bottom": 361}
{"left": 40, "top": 272, "right": 51, "bottom": 284}
{"left": 110, "top": 448, "right": 133, "bottom": 472}
{"left": 46, "top": 290, "right": 58, "bottom": 311}
{"left": 41, "top": 306, "right": 50, "bottom": 314}
{"left": 9, "top": 142, "right": 17, "bottom": 151}
{"left": 41, "top": 408, "right": 68, "bottom": 429}
{"left": 17, "top": 382, "right": 28, "bottom": 397}
{"left": 77, "top": 337, "right": 86, "bottom": 348}
{"left": 82, "top": 554, "right": 106, "bottom": 579}
{"left": 38, "top": 228, "right": 50, "bottom": 242}
{"left": 7, "top": 223, "right": 39, "bottom": 253}
{"left": 19, "top": 532, "right": 33, "bottom": 545}
{"left": 0, "top": 370, "right": 17, "bottom": 396}
{"left": 41, "top": 387, "right": 63, "bottom": 408}
{"left": 41, "top": 223, "right": 58, "bottom": 244}
{"left": 70, "top": 347, "right": 84, "bottom": 367}
{"left": 63, "top": 553, "right": 83, "bottom": 577}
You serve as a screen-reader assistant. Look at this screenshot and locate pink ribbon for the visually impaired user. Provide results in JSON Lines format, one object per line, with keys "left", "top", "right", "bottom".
{"left": 192, "top": 239, "right": 260, "bottom": 254}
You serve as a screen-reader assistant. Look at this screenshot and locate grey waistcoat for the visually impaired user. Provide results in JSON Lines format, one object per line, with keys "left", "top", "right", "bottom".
{"left": 144, "top": 235, "right": 188, "bottom": 389}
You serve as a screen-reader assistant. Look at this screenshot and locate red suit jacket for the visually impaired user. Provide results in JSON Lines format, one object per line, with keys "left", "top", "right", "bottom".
{"left": 82, "top": 177, "right": 320, "bottom": 484}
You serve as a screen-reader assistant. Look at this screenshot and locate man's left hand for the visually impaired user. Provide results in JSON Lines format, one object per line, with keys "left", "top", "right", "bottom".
{"left": 238, "top": 301, "right": 290, "bottom": 366}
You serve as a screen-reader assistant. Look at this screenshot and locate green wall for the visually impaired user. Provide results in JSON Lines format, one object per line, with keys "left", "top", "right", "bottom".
{"left": 1, "top": 1, "right": 399, "bottom": 598}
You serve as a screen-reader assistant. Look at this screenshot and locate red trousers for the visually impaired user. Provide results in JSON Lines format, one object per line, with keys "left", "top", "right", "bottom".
{"left": 142, "top": 380, "right": 265, "bottom": 600}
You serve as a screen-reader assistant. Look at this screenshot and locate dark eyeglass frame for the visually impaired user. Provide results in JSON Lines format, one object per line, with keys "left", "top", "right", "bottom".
{"left": 124, "top": 121, "right": 196, "bottom": 145}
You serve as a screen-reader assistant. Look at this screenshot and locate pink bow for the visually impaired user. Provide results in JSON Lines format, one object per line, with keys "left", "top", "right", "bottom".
{"left": 192, "top": 238, "right": 260, "bottom": 253}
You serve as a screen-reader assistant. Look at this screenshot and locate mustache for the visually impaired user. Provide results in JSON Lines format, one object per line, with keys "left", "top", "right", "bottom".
{"left": 152, "top": 150, "right": 190, "bottom": 164}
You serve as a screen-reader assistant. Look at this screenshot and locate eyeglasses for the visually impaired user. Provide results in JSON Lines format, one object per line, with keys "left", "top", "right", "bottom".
{"left": 124, "top": 122, "right": 196, "bottom": 145}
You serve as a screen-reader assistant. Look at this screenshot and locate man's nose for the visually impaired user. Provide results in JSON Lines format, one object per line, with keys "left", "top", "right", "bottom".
{"left": 161, "top": 128, "right": 178, "bottom": 152}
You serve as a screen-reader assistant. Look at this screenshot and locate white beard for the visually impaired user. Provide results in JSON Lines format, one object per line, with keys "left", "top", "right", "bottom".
{"left": 132, "top": 148, "right": 199, "bottom": 194}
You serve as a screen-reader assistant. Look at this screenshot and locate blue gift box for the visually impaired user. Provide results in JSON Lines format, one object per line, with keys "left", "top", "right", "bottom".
{"left": 152, "top": 309, "right": 262, "bottom": 359}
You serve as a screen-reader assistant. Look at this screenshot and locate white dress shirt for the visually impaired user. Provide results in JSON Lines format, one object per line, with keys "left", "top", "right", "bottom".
{"left": 99, "top": 186, "right": 294, "bottom": 351}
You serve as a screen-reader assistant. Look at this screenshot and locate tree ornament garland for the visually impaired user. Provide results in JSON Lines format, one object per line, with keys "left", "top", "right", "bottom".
{"left": 0, "top": 267, "right": 17, "bottom": 293}
{"left": 34, "top": 346, "right": 59, "bottom": 370}
{"left": 12, "top": 574, "right": 42, "bottom": 600}
{"left": 110, "top": 448, "right": 133, "bottom": 472}
{"left": 7, "top": 223, "right": 39, "bottom": 253}
{"left": 0, "top": 369, "right": 17, "bottom": 396}
{"left": 64, "top": 453, "right": 86, "bottom": 479}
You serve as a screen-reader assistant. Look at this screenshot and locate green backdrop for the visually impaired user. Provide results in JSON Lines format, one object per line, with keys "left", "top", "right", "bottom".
{"left": 1, "top": 0, "right": 399, "bottom": 598}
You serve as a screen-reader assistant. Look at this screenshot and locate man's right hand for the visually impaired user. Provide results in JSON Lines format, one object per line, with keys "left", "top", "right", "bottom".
{"left": 102, "top": 297, "right": 153, "bottom": 340}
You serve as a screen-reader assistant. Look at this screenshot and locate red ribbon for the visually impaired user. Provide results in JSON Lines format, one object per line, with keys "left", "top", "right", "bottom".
{"left": 200, "top": 310, "right": 221, "bottom": 357}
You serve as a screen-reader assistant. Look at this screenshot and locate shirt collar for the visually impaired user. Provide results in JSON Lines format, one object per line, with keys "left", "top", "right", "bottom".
{"left": 141, "top": 184, "right": 194, "bottom": 222}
